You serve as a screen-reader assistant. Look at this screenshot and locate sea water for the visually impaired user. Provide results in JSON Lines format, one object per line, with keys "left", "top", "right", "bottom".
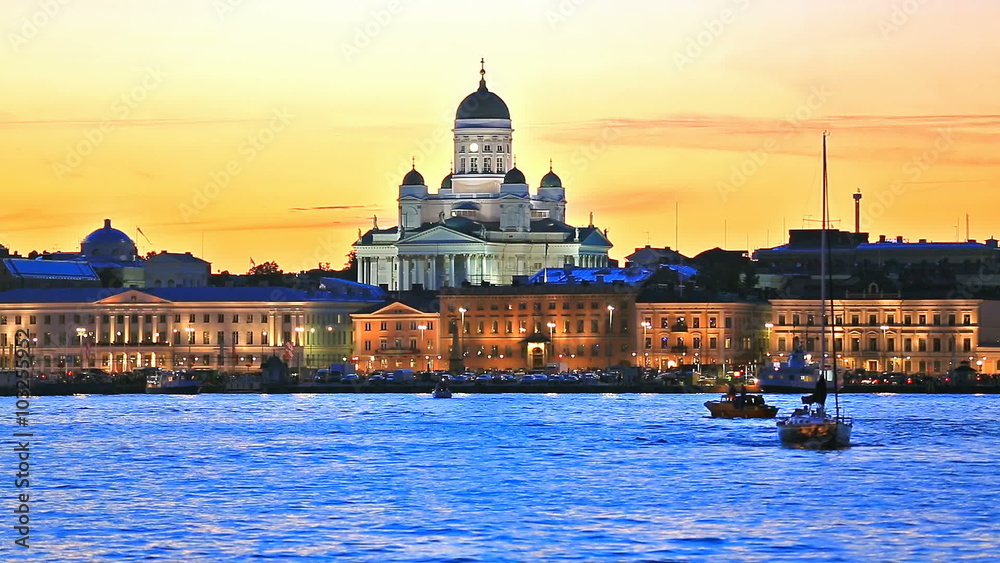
{"left": 12, "top": 393, "right": 1000, "bottom": 561}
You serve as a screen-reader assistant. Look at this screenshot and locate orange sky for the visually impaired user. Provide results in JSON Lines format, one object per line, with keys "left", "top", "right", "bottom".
{"left": 2, "top": 0, "right": 999, "bottom": 274}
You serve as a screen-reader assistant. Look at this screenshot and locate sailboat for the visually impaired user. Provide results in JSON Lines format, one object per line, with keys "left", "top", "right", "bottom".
{"left": 775, "top": 132, "right": 853, "bottom": 449}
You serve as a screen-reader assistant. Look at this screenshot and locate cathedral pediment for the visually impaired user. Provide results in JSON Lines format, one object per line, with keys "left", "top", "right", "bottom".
{"left": 398, "top": 225, "right": 484, "bottom": 245}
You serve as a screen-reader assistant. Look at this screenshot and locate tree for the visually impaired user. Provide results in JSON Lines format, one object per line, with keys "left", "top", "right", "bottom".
{"left": 247, "top": 261, "right": 281, "bottom": 276}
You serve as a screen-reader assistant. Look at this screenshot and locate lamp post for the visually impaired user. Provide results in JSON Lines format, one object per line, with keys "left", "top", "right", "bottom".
{"left": 458, "top": 307, "right": 468, "bottom": 360}
{"left": 115, "top": 330, "right": 123, "bottom": 373}
{"left": 880, "top": 324, "right": 890, "bottom": 372}
{"left": 640, "top": 321, "right": 651, "bottom": 366}
{"left": 261, "top": 331, "right": 268, "bottom": 366}
{"left": 418, "top": 324, "right": 427, "bottom": 351}
{"left": 184, "top": 327, "right": 195, "bottom": 369}
{"left": 764, "top": 322, "right": 774, "bottom": 363}
{"left": 76, "top": 327, "right": 86, "bottom": 368}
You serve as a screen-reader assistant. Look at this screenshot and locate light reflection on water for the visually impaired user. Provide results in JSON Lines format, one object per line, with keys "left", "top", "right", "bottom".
{"left": 24, "top": 393, "right": 1000, "bottom": 561}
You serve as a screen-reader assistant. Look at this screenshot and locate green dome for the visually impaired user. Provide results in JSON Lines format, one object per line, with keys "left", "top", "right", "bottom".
{"left": 540, "top": 170, "right": 562, "bottom": 188}
{"left": 402, "top": 167, "right": 424, "bottom": 186}
{"left": 441, "top": 173, "right": 453, "bottom": 189}
{"left": 503, "top": 167, "right": 526, "bottom": 184}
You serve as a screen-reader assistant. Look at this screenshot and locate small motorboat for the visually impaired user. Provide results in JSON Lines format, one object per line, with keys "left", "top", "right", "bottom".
{"left": 432, "top": 376, "right": 452, "bottom": 399}
{"left": 705, "top": 393, "right": 778, "bottom": 419}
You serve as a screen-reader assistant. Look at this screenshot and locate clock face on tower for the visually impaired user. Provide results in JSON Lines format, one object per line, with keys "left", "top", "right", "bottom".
{"left": 469, "top": 143, "right": 479, "bottom": 152}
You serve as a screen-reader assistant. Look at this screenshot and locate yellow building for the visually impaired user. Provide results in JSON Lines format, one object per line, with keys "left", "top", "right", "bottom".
{"left": 351, "top": 299, "right": 441, "bottom": 372}
{"left": 768, "top": 292, "right": 1000, "bottom": 375}
{"left": 634, "top": 299, "right": 770, "bottom": 375}
{"left": 0, "top": 284, "right": 384, "bottom": 373}
{"left": 437, "top": 284, "right": 638, "bottom": 372}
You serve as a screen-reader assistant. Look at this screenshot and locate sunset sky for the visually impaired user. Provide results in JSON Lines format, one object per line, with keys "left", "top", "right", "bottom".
{"left": 3, "top": 0, "right": 999, "bottom": 274}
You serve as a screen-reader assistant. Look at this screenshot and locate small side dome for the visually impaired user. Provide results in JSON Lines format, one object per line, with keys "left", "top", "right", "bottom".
{"left": 540, "top": 170, "right": 562, "bottom": 188}
{"left": 441, "top": 173, "right": 453, "bottom": 190}
{"left": 503, "top": 167, "right": 526, "bottom": 184}
{"left": 402, "top": 167, "right": 424, "bottom": 186}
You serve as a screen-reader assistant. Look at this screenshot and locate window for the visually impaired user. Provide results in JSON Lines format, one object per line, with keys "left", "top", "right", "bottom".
{"left": 497, "top": 145, "right": 503, "bottom": 153}
{"left": 777, "top": 314, "right": 786, "bottom": 326}
{"left": 724, "top": 317, "right": 733, "bottom": 329}
{"left": 364, "top": 322, "right": 371, "bottom": 331}
{"left": 660, "top": 337, "right": 669, "bottom": 349}
{"left": 948, "top": 314, "right": 956, "bottom": 326}
{"left": 851, "top": 338, "right": 860, "bottom": 352}
{"left": 459, "top": 145, "right": 465, "bottom": 153}
{"left": 43, "top": 315, "right": 51, "bottom": 324}
{"left": 835, "top": 338, "right": 843, "bottom": 351}
{"left": 232, "top": 331, "right": 240, "bottom": 345}
{"left": 564, "top": 320, "right": 571, "bottom": 333}
{"left": 693, "top": 337, "right": 701, "bottom": 349}
{"left": 577, "top": 320, "right": 584, "bottom": 333}
{"left": 806, "top": 315, "right": 814, "bottom": 326}
{"left": 483, "top": 158, "right": 492, "bottom": 173}
{"left": 29, "top": 316, "right": 36, "bottom": 324}
{"left": 645, "top": 338, "right": 652, "bottom": 349}
{"left": 247, "top": 331, "right": 254, "bottom": 345}
{"left": 591, "top": 320, "right": 600, "bottom": 333}
{"left": 904, "top": 315, "right": 911, "bottom": 325}
{"left": 548, "top": 302, "right": 556, "bottom": 310}
{"left": 203, "top": 331, "right": 211, "bottom": 345}
{"left": 932, "top": 338, "right": 941, "bottom": 352}
{"left": 459, "top": 158, "right": 465, "bottom": 173}
{"left": 217, "top": 331, "right": 225, "bottom": 344}
{"left": 262, "top": 332, "right": 269, "bottom": 346}
{"left": 724, "top": 338, "right": 732, "bottom": 349}
{"left": 918, "top": 339, "right": 927, "bottom": 352}
{"left": 395, "top": 322, "right": 402, "bottom": 331}
{"left": 484, "top": 144, "right": 491, "bottom": 152}
{"left": 477, "top": 321, "right": 484, "bottom": 334}
{"left": 904, "top": 338, "right": 912, "bottom": 352}
{"left": 887, "top": 338, "right": 895, "bottom": 352}
{"left": 0, "top": 316, "right": 5, "bottom": 325}
{"left": 709, "top": 337, "right": 718, "bottom": 348}
{"left": 963, "top": 338, "right": 972, "bottom": 352}
{"left": 869, "top": 338, "right": 878, "bottom": 351}
{"left": 692, "top": 318, "right": 700, "bottom": 328}
{"left": 506, "top": 321, "right": 513, "bottom": 334}
{"left": 470, "top": 158, "right": 478, "bottom": 173}
{"left": 661, "top": 318, "right": 669, "bottom": 329}
{"left": 964, "top": 314, "right": 972, "bottom": 325}
{"left": 364, "top": 340, "right": 371, "bottom": 351}
{"left": 380, "top": 322, "right": 387, "bottom": 331}
{"left": 933, "top": 314, "right": 941, "bottom": 326}
{"left": 426, "top": 321, "right": 433, "bottom": 330}
{"left": 233, "top": 314, "right": 240, "bottom": 323}
{"left": 709, "top": 317, "right": 717, "bottom": 328}
{"left": 886, "top": 314, "right": 895, "bottom": 324}
{"left": 918, "top": 314, "right": 926, "bottom": 325}
{"left": 261, "top": 314, "right": 267, "bottom": 323}
{"left": 491, "top": 321, "right": 498, "bottom": 334}
{"left": 777, "top": 337, "right": 786, "bottom": 352}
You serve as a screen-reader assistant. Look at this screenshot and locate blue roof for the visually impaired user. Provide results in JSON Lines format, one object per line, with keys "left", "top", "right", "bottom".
{"left": 0, "top": 285, "right": 388, "bottom": 304}
{"left": 661, "top": 264, "right": 699, "bottom": 281}
{"left": 529, "top": 267, "right": 654, "bottom": 285}
{"left": 3, "top": 259, "right": 99, "bottom": 281}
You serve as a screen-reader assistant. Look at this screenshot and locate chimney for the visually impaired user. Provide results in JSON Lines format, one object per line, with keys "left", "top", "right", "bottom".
{"left": 896, "top": 236, "right": 903, "bottom": 243}
{"left": 879, "top": 234, "right": 886, "bottom": 243}
{"left": 918, "top": 239, "right": 927, "bottom": 243}
{"left": 853, "top": 189, "right": 862, "bottom": 233}
{"left": 103, "top": 218, "right": 112, "bottom": 229}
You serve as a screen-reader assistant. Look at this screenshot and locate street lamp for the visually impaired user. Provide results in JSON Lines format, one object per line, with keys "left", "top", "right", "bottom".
{"left": 764, "top": 322, "right": 774, "bottom": 358}
{"left": 607, "top": 305, "right": 615, "bottom": 332}
{"left": 458, "top": 307, "right": 467, "bottom": 333}
{"left": 184, "top": 327, "right": 195, "bottom": 368}
{"left": 261, "top": 331, "right": 268, "bottom": 364}
{"left": 418, "top": 324, "right": 427, "bottom": 350}
{"left": 880, "top": 324, "right": 890, "bottom": 372}
{"left": 76, "top": 327, "right": 86, "bottom": 368}
{"left": 116, "top": 330, "right": 123, "bottom": 373}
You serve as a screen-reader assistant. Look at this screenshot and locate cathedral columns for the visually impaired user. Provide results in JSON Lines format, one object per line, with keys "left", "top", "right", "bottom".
{"left": 446, "top": 255, "right": 455, "bottom": 287}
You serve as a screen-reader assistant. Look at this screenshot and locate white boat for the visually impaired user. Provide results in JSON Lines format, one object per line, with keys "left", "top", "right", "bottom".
{"left": 775, "top": 132, "right": 853, "bottom": 449}
{"left": 145, "top": 369, "right": 202, "bottom": 395}
{"left": 432, "top": 376, "right": 452, "bottom": 399}
{"left": 758, "top": 349, "right": 843, "bottom": 393}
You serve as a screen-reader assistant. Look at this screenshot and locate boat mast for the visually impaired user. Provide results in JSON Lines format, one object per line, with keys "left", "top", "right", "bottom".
{"left": 821, "top": 131, "right": 840, "bottom": 416}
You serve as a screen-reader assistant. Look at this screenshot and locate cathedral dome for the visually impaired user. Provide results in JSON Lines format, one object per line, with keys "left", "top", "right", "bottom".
{"left": 503, "top": 167, "right": 526, "bottom": 184}
{"left": 456, "top": 65, "right": 510, "bottom": 120}
{"left": 441, "top": 173, "right": 453, "bottom": 189}
{"left": 402, "top": 166, "right": 424, "bottom": 186}
{"left": 540, "top": 169, "right": 562, "bottom": 188}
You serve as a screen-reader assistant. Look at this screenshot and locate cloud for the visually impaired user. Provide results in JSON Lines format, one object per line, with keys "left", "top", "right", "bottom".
{"left": 289, "top": 205, "right": 379, "bottom": 212}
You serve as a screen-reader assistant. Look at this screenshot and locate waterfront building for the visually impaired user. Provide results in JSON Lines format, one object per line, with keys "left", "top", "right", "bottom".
{"left": 351, "top": 292, "right": 441, "bottom": 372}
{"left": 437, "top": 282, "right": 638, "bottom": 372}
{"left": 767, "top": 289, "right": 1000, "bottom": 375}
{"left": 0, "top": 280, "right": 385, "bottom": 373}
{"left": 353, "top": 64, "right": 612, "bottom": 291}
{"left": 635, "top": 291, "right": 770, "bottom": 375}
{"left": 143, "top": 251, "right": 211, "bottom": 288}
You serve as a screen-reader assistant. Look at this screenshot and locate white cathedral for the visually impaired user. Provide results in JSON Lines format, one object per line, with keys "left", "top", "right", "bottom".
{"left": 354, "top": 64, "right": 613, "bottom": 291}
